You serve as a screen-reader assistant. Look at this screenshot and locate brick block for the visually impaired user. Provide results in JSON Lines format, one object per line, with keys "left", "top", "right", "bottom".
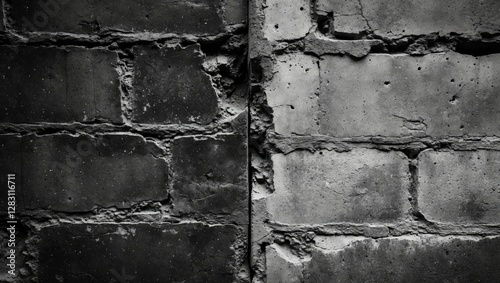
{"left": 267, "top": 149, "right": 411, "bottom": 224}
{"left": 39, "top": 223, "right": 238, "bottom": 282}
{"left": 302, "top": 236, "right": 500, "bottom": 282}
{"left": 172, "top": 134, "right": 248, "bottom": 223}
{"left": 132, "top": 45, "right": 218, "bottom": 124}
{"left": 418, "top": 150, "right": 500, "bottom": 223}
{"left": 266, "top": 54, "right": 320, "bottom": 135}
{"left": 319, "top": 52, "right": 500, "bottom": 137}
{"left": 0, "top": 46, "right": 121, "bottom": 124}
{"left": 266, "top": 244, "right": 304, "bottom": 283}
{"left": 10, "top": 0, "right": 226, "bottom": 35}
{"left": 21, "top": 134, "right": 168, "bottom": 211}
{"left": 316, "top": 0, "right": 500, "bottom": 37}
{"left": 0, "top": 136, "right": 23, "bottom": 212}
{"left": 263, "top": 0, "right": 313, "bottom": 41}
{"left": 224, "top": 0, "right": 247, "bottom": 25}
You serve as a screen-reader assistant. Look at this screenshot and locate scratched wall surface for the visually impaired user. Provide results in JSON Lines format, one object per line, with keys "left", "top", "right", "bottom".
{"left": 250, "top": 0, "right": 500, "bottom": 282}
{"left": 0, "top": 0, "right": 248, "bottom": 282}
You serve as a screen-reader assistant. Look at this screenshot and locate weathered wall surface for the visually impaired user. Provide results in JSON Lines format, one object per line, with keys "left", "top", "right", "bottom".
{"left": 250, "top": 0, "right": 500, "bottom": 282}
{"left": 2, "top": 0, "right": 500, "bottom": 282}
{"left": 0, "top": 0, "right": 248, "bottom": 282}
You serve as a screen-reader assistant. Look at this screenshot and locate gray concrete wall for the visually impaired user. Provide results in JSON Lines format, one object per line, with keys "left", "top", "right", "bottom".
{"left": 250, "top": 0, "right": 500, "bottom": 282}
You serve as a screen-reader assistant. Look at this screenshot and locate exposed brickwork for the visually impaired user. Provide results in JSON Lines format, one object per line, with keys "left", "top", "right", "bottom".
{"left": 267, "top": 52, "right": 500, "bottom": 137}
{"left": 1, "top": 1, "right": 248, "bottom": 282}
{"left": 10, "top": 0, "right": 229, "bottom": 34}
{"left": 251, "top": 0, "right": 500, "bottom": 281}
{"left": 318, "top": 53, "right": 500, "bottom": 137}
{"left": 2, "top": 0, "right": 500, "bottom": 282}
{"left": 317, "top": 0, "right": 500, "bottom": 38}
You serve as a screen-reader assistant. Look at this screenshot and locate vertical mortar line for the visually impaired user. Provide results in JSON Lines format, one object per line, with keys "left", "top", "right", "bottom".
{"left": 409, "top": 154, "right": 421, "bottom": 219}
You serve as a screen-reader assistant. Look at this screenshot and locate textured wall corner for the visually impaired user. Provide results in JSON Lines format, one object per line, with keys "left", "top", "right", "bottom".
{"left": 0, "top": 0, "right": 248, "bottom": 282}
{"left": 250, "top": 0, "right": 500, "bottom": 282}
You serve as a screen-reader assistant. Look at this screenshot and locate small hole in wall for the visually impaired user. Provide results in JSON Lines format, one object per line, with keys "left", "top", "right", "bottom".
{"left": 300, "top": 7, "right": 304, "bottom": 11}
{"left": 418, "top": 67, "right": 421, "bottom": 70}
{"left": 290, "top": 105, "right": 295, "bottom": 109}
{"left": 384, "top": 81, "right": 391, "bottom": 86}
{"left": 274, "top": 24, "right": 279, "bottom": 29}
{"left": 68, "top": 197, "right": 72, "bottom": 201}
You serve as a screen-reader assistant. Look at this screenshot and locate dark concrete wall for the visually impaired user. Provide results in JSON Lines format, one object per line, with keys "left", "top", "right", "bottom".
{"left": 250, "top": 0, "right": 500, "bottom": 282}
{"left": 0, "top": 0, "right": 248, "bottom": 282}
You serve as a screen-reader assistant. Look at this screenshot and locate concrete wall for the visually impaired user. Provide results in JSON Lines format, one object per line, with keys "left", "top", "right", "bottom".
{"left": 0, "top": 0, "right": 248, "bottom": 282}
{"left": 250, "top": 0, "right": 500, "bottom": 282}
{"left": 1, "top": 0, "right": 500, "bottom": 282}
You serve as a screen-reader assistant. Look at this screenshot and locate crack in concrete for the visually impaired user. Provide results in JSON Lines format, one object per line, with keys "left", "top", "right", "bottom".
{"left": 356, "top": 0, "right": 373, "bottom": 32}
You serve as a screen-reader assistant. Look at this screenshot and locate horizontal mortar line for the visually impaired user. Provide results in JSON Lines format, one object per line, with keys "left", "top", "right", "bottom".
{"left": 268, "top": 144, "right": 500, "bottom": 153}
{"left": 277, "top": 31, "right": 500, "bottom": 43}
{"left": 4, "top": 212, "right": 245, "bottom": 225}
{"left": 0, "top": 28, "right": 245, "bottom": 42}
{"left": 268, "top": 135, "right": 500, "bottom": 144}
{"left": 268, "top": 133, "right": 500, "bottom": 141}
{"left": 0, "top": 130, "right": 239, "bottom": 140}
{"left": 263, "top": 225, "right": 500, "bottom": 236}
{"left": 263, "top": 231, "right": 500, "bottom": 239}
{"left": 265, "top": 221, "right": 500, "bottom": 229}
{"left": 16, "top": 220, "right": 242, "bottom": 227}
{"left": 0, "top": 123, "right": 229, "bottom": 134}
